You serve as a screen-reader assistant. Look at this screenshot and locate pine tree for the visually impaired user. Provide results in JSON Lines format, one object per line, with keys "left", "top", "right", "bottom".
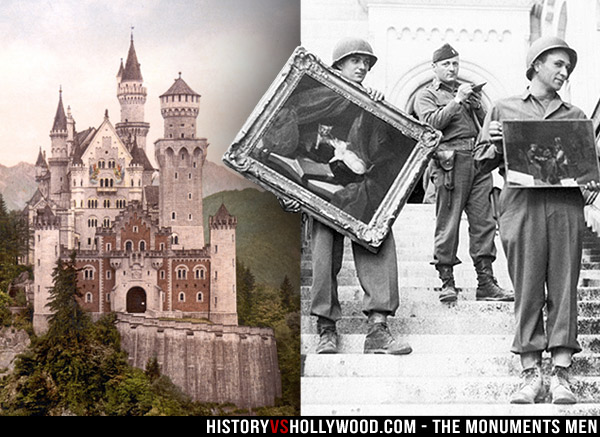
{"left": 46, "top": 251, "right": 91, "bottom": 346}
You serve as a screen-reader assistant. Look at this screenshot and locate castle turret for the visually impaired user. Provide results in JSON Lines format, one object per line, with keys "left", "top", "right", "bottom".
{"left": 35, "top": 147, "right": 50, "bottom": 198}
{"left": 155, "top": 74, "right": 208, "bottom": 249}
{"left": 48, "top": 88, "right": 70, "bottom": 207}
{"left": 209, "top": 203, "right": 238, "bottom": 325}
{"left": 115, "top": 34, "right": 149, "bottom": 152}
{"left": 32, "top": 207, "right": 61, "bottom": 335}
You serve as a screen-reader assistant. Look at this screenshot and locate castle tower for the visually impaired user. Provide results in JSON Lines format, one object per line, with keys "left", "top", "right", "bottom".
{"left": 35, "top": 147, "right": 50, "bottom": 198}
{"left": 209, "top": 204, "right": 238, "bottom": 326}
{"left": 48, "top": 88, "right": 70, "bottom": 208}
{"left": 155, "top": 74, "right": 208, "bottom": 249}
{"left": 32, "top": 208, "right": 61, "bottom": 335}
{"left": 115, "top": 34, "right": 149, "bottom": 152}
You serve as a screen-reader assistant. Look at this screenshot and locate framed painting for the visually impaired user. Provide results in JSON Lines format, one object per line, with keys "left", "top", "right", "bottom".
{"left": 223, "top": 46, "right": 441, "bottom": 252}
{"left": 502, "top": 119, "right": 600, "bottom": 188}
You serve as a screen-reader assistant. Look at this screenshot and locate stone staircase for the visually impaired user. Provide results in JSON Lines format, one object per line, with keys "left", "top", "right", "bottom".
{"left": 301, "top": 203, "right": 600, "bottom": 416}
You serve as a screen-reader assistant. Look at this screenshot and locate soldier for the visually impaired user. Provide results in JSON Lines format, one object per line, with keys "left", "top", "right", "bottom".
{"left": 475, "top": 36, "right": 600, "bottom": 404}
{"left": 282, "top": 38, "right": 412, "bottom": 355}
{"left": 415, "top": 43, "right": 513, "bottom": 303}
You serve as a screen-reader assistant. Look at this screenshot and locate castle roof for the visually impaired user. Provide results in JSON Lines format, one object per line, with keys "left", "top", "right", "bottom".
{"left": 51, "top": 89, "right": 67, "bottom": 132}
{"left": 160, "top": 74, "right": 200, "bottom": 97}
{"left": 35, "top": 148, "right": 48, "bottom": 168}
{"left": 71, "top": 127, "right": 96, "bottom": 165}
{"left": 210, "top": 203, "right": 237, "bottom": 227}
{"left": 121, "top": 37, "right": 143, "bottom": 82}
{"left": 130, "top": 141, "right": 155, "bottom": 171}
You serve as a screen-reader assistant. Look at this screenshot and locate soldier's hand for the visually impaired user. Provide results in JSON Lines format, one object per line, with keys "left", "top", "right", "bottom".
{"left": 468, "top": 91, "right": 483, "bottom": 109}
{"left": 455, "top": 83, "right": 473, "bottom": 104}
{"left": 365, "top": 87, "right": 384, "bottom": 102}
{"left": 489, "top": 121, "right": 503, "bottom": 142}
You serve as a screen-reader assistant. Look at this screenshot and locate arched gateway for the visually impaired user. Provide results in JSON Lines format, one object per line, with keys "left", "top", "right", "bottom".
{"left": 126, "top": 287, "right": 147, "bottom": 313}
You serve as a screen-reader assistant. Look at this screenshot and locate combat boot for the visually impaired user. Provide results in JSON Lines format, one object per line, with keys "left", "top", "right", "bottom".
{"left": 475, "top": 258, "right": 514, "bottom": 301}
{"left": 315, "top": 317, "right": 338, "bottom": 354}
{"left": 363, "top": 312, "right": 412, "bottom": 355}
{"left": 510, "top": 365, "right": 546, "bottom": 404}
{"left": 436, "top": 265, "right": 458, "bottom": 303}
{"left": 550, "top": 366, "right": 577, "bottom": 404}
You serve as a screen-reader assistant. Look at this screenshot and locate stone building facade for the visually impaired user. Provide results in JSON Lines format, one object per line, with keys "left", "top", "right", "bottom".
{"left": 29, "top": 36, "right": 238, "bottom": 334}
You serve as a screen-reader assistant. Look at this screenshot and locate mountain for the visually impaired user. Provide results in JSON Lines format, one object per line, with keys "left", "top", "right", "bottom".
{"left": 203, "top": 188, "right": 301, "bottom": 290}
{"left": 202, "top": 160, "right": 261, "bottom": 197}
{"left": 0, "top": 162, "right": 37, "bottom": 211}
{"left": 0, "top": 160, "right": 259, "bottom": 211}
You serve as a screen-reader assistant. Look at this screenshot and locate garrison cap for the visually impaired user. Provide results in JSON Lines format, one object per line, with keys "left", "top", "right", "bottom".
{"left": 433, "top": 43, "right": 459, "bottom": 63}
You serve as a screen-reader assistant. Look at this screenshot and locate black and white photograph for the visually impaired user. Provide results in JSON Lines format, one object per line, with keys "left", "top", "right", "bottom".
{"left": 224, "top": 46, "right": 441, "bottom": 252}
{"left": 503, "top": 119, "right": 600, "bottom": 187}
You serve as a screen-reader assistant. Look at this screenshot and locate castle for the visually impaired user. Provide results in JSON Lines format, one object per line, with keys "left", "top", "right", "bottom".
{"left": 28, "top": 35, "right": 238, "bottom": 335}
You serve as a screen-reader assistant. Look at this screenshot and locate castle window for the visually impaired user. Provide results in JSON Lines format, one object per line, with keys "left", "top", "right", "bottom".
{"left": 181, "top": 134, "right": 185, "bottom": 139}
{"left": 188, "top": 214, "right": 192, "bottom": 220}
{"left": 133, "top": 226, "right": 138, "bottom": 233}
{"left": 174, "top": 172, "right": 178, "bottom": 180}
{"left": 215, "top": 245, "right": 218, "bottom": 254}
{"left": 106, "top": 270, "right": 111, "bottom": 279}
{"left": 88, "top": 218, "right": 98, "bottom": 228}
{"left": 188, "top": 193, "right": 192, "bottom": 200}
{"left": 107, "top": 293, "right": 111, "bottom": 302}
{"left": 125, "top": 241, "right": 133, "bottom": 252}
{"left": 178, "top": 292, "right": 185, "bottom": 302}
{"left": 103, "top": 218, "right": 110, "bottom": 227}
{"left": 196, "top": 292, "right": 203, "bottom": 302}
{"left": 171, "top": 212, "right": 176, "bottom": 220}
{"left": 176, "top": 266, "right": 188, "bottom": 280}
{"left": 83, "top": 267, "right": 95, "bottom": 280}
{"left": 160, "top": 243, "right": 165, "bottom": 251}
{"left": 171, "top": 234, "right": 179, "bottom": 245}
{"left": 106, "top": 243, "right": 111, "bottom": 251}
{"left": 193, "top": 162, "right": 197, "bottom": 168}
{"left": 139, "top": 241, "right": 146, "bottom": 251}
{"left": 88, "top": 199, "right": 98, "bottom": 208}
{"left": 188, "top": 173, "right": 192, "bottom": 179}
{"left": 160, "top": 270, "right": 165, "bottom": 279}
{"left": 104, "top": 199, "right": 111, "bottom": 208}
{"left": 194, "top": 266, "right": 206, "bottom": 280}
{"left": 85, "top": 292, "right": 93, "bottom": 303}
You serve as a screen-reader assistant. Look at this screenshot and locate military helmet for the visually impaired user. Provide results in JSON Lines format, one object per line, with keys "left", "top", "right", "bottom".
{"left": 331, "top": 37, "right": 378, "bottom": 70}
{"left": 525, "top": 36, "right": 577, "bottom": 80}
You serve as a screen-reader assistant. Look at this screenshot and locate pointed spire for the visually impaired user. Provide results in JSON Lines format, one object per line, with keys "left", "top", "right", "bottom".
{"left": 117, "top": 58, "right": 124, "bottom": 79}
{"left": 160, "top": 73, "right": 200, "bottom": 98}
{"left": 121, "top": 33, "right": 143, "bottom": 82}
{"left": 35, "top": 147, "right": 48, "bottom": 168}
{"left": 51, "top": 87, "right": 67, "bottom": 132}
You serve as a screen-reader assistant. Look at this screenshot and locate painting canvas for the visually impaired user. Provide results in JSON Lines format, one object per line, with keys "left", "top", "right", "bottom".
{"left": 223, "top": 46, "right": 441, "bottom": 252}
{"left": 502, "top": 119, "right": 600, "bottom": 188}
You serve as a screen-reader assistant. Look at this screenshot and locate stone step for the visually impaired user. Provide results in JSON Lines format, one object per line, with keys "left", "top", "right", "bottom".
{"left": 301, "top": 376, "right": 600, "bottom": 405}
{"left": 302, "top": 352, "right": 600, "bottom": 377}
{"left": 300, "top": 285, "right": 600, "bottom": 303}
{"left": 301, "top": 299, "right": 600, "bottom": 320}
{"left": 301, "top": 334, "right": 600, "bottom": 355}
{"left": 301, "top": 315, "right": 600, "bottom": 336}
{"left": 300, "top": 402, "right": 600, "bottom": 416}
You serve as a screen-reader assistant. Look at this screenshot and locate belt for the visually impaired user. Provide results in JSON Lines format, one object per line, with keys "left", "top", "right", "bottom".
{"left": 438, "top": 137, "right": 475, "bottom": 152}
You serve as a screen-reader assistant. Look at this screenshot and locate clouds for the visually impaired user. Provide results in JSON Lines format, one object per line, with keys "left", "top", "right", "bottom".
{"left": 0, "top": 0, "right": 300, "bottom": 166}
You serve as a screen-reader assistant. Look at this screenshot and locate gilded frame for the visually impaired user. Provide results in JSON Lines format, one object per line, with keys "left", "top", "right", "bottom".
{"left": 223, "top": 46, "right": 441, "bottom": 252}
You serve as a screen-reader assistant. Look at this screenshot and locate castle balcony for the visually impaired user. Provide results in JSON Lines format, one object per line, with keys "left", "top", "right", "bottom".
{"left": 97, "top": 187, "right": 118, "bottom": 194}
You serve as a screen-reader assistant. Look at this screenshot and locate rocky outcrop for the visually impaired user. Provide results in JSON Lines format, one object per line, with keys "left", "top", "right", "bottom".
{"left": 0, "top": 328, "right": 30, "bottom": 374}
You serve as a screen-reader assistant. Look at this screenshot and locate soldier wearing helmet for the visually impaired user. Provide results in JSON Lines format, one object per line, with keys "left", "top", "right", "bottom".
{"left": 475, "top": 35, "right": 600, "bottom": 405}
{"left": 414, "top": 43, "right": 513, "bottom": 304}
{"left": 273, "top": 38, "right": 412, "bottom": 356}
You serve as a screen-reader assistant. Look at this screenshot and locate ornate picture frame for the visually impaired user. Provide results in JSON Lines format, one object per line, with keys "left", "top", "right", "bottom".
{"left": 502, "top": 119, "right": 600, "bottom": 188}
{"left": 223, "top": 46, "right": 442, "bottom": 252}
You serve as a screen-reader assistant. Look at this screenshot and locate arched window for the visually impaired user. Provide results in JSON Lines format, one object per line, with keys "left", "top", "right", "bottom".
{"left": 83, "top": 266, "right": 95, "bottom": 280}
{"left": 85, "top": 292, "right": 93, "bottom": 303}
{"left": 139, "top": 240, "right": 146, "bottom": 251}
{"left": 103, "top": 217, "right": 110, "bottom": 228}
{"left": 176, "top": 265, "right": 188, "bottom": 279}
{"left": 196, "top": 292, "right": 203, "bottom": 302}
{"left": 178, "top": 292, "right": 186, "bottom": 302}
{"left": 171, "top": 234, "right": 179, "bottom": 245}
{"left": 125, "top": 240, "right": 133, "bottom": 252}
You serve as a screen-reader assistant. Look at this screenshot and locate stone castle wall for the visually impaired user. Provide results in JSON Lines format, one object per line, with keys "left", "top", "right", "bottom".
{"left": 115, "top": 313, "right": 281, "bottom": 409}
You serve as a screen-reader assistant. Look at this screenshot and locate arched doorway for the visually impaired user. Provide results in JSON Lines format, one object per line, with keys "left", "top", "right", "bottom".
{"left": 126, "top": 287, "right": 147, "bottom": 313}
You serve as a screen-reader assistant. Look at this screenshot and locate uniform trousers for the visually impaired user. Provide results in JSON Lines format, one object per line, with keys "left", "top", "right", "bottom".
{"left": 432, "top": 150, "right": 497, "bottom": 266}
{"left": 498, "top": 188, "right": 583, "bottom": 355}
{"left": 309, "top": 219, "right": 399, "bottom": 322}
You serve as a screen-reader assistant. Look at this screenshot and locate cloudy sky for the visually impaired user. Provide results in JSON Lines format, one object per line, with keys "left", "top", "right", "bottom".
{"left": 0, "top": 0, "right": 300, "bottom": 167}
